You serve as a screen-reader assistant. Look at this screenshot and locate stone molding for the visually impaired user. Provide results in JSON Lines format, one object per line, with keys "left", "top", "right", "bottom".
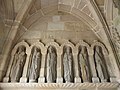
{"left": 0, "top": 83, "right": 119, "bottom": 89}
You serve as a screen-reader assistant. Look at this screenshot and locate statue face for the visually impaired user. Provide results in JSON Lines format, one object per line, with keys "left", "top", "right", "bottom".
{"left": 81, "top": 46, "right": 85, "bottom": 53}
{"left": 95, "top": 46, "right": 100, "bottom": 52}
{"left": 66, "top": 46, "right": 71, "bottom": 53}
{"left": 48, "top": 46, "right": 54, "bottom": 53}
{"left": 34, "top": 47, "right": 37, "bottom": 52}
{"left": 18, "top": 46, "right": 24, "bottom": 53}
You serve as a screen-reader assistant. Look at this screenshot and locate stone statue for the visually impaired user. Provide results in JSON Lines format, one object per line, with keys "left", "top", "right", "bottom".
{"left": 47, "top": 46, "right": 57, "bottom": 83}
{"left": 10, "top": 46, "right": 26, "bottom": 82}
{"left": 29, "top": 47, "right": 41, "bottom": 82}
{"left": 79, "top": 46, "right": 90, "bottom": 82}
{"left": 94, "top": 46, "right": 108, "bottom": 82}
{"left": 63, "top": 46, "right": 73, "bottom": 83}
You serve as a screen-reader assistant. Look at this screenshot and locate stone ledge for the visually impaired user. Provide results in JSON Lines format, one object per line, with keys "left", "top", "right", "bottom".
{"left": 0, "top": 83, "right": 119, "bottom": 89}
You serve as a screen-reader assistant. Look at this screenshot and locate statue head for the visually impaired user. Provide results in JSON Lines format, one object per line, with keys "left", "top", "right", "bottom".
{"left": 95, "top": 46, "right": 101, "bottom": 52}
{"left": 48, "top": 46, "right": 54, "bottom": 53}
{"left": 80, "top": 46, "right": 86, "bottom": 54}
{"left": 34, "top": 47, "right": 37, "bottom": 52}
{"left": 66, "top": 46, "right": 71, "bottom": 54}
{"left": 18, "top": 46, "right": 24, "bottom": 53}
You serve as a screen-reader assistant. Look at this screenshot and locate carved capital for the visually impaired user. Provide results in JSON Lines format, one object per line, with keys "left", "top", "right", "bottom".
{"left": 41, "top": 49, "right": 47, "bottom": 55}
{"left": 88, "top": 48, "right": 94, "bottom": 55}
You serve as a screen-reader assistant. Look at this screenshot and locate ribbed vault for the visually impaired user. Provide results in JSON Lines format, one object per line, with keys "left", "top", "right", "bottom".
{"left": 14, "top": 0, "right": 110, "bottom": 49}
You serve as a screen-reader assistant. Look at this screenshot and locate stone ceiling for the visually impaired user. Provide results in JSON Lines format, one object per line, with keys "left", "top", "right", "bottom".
{"left": 0, "top": 0, "right": 105, "bottom": 22}
{"left": 0, "top": 0, "right": 109, "bottom": 54}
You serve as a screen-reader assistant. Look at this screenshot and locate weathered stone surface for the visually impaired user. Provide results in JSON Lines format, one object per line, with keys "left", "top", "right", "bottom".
{"left": 0, "top": 0, "right": 120, "bottom": 90}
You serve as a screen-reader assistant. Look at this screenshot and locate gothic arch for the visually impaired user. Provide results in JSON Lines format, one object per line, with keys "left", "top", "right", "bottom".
{"left": 76, "top": 40, "right": 90, "bottom": 54}
{"left": 91, "top": 41, "right": 109, "bottom": 55}
{"left": 30, "top": 41, "right": 46, "bottom": 54}
{"left": 61, "top": 40, "right": 75, "bottom": 53}
{"left": 46, "top": 41, "right": 60, "bottom": 54}
{"left": 12, "top": 40, "right": 30, "bottom": 55}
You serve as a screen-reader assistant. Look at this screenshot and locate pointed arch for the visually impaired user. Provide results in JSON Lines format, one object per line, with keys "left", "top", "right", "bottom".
{"left": 91, "top": 41, "right": 109, "bottom": 55}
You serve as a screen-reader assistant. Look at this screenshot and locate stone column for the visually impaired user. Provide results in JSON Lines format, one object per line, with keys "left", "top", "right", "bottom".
{"left": 88, "top": 48, "right": 99, "bottom": 83}
{"left": 56, "top": 48, "right": 63, "bottom": 83}
{"left": 20, "top": 51, "right": 31, "bottom": 83}
{"left": 3, "top": 53, "right": 14, "bottom": 82}
{"left": 38, "top": 50, "right": 47, "bottom": 83}
{"left": 73, "top": 49, "right": 81, "bottom": 83}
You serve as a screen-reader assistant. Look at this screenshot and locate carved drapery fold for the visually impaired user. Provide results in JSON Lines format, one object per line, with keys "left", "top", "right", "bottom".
{"left": 3, "top": 40, "right": 116, "bottom": 83}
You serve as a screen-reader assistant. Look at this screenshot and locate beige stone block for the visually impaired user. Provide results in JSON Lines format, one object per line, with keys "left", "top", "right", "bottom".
{"left": 48, "top": 22, "right": 64, "bottom": 30}
{"left": 41, "top": 0, "right": 58, "bottom": 9}
{"left": 58, "top": 4, "right": 71, "bottom": 13}
{"left": 74, "top": 0, "right": 81, "bottom": 8}
{"left": 52, "top": 16, "right": 61, "bottom": 22}
{"left": 78, "top": 0, "right": 86, "bottom": 10}
{"left": 82, "top": 6, "right": 91, "bottom": 15}
{"left": 59, "top": 0, "right": 75, "bottom": 6}
{"left": 42, "top": 5, "right": 58, "bottom": 15}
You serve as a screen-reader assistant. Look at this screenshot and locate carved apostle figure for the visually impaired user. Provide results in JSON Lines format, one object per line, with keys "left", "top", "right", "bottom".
{"left": 29, "top": 47, "right": 41, "bottom": 82}
{"left": 10, "top": 46, "right": 26, "bottom": 82}
{"left": 47, "top": 46, "right": 57, "bottom": 83}
{"left": 79, "top": 46, "right": 90, "bottom": 82}
{"left": 94, "top": 46, "right": 108, "bottom": 82}
{"left": 63, "top": 46, "right": 73, "bottom": 83}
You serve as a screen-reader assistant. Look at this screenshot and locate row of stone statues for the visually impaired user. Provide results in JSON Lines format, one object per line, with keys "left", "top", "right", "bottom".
{"left": 9, "top": 45, "right": 109, "bottom": 83}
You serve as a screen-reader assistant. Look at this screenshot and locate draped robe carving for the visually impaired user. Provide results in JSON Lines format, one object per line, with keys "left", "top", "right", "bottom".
{"left": 29, "top": 47, "right": 41, "bottom": 82}
{"left": 10, "top": 46, "right": 26, "bottom": 82}
{"left": 94, "top": 46, "right": 109, "bottom": 82}
{"left": 63, "top": 46, "right": 73, "bottom": 83}
{"left": 79, "top": 46, "right": 90, "bottom": 82}
{"left": 47, "top": 46, "right": 57, "bottom": 83}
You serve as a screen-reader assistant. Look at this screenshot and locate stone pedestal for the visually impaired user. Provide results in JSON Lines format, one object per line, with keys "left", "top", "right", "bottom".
{"left": 56, "top": 77, "right": 63, "bottom": 83}
{"left": 29, "top": 79, "right": 36, "bottom": 83}
{"left": 74, "top": 77, "right": 81, "bottom": 83}
{"left": 20, "top": 77, "right": 27, "bottom": 83}
{"left": 3, "top": 77, "right": 10, "bottom": 82}
{"left": 92, "top": 77, "right": 99, "bottom": 83}
{"left": 38, "top": 77, "right": 45, "bottom": 83}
